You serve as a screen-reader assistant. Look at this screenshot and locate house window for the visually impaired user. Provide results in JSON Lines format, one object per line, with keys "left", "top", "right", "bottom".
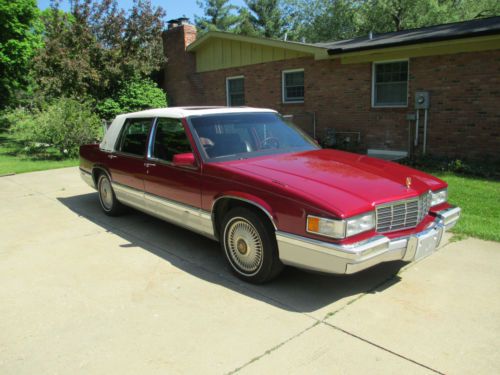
{"left": 282, "top": 69, "right": 304, "bottom": 103}
{"left": 372, "top": 61, "right": 409, "bottom": 107}
{"left": 226, "top": 76, "right": 245, "bottom": 106}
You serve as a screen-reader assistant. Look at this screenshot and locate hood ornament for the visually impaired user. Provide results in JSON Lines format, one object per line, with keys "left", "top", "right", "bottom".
{"left": 405, "top": 177, "right": 412, "bottom": 189}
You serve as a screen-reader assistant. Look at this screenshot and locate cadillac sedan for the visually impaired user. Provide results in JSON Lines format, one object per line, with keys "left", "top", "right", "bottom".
{"left": 80, "top": 107, "right": 461, "bottom": 283}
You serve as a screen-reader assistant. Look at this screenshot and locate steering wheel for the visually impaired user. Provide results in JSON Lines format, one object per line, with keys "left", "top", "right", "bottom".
{"left": 260, "top": 137, "right": 280, "bottom": 149}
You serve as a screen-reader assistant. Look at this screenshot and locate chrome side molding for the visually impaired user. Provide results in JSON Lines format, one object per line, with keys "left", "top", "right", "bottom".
{"left": 111, "top": 182, "right": 215, "bottom": 239}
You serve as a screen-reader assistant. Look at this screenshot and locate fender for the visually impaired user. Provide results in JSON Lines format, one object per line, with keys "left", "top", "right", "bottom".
{"left": 91, "top": 164, "right": 113, "bottom": 187}
{"left": 211, "top": 192, "right": 278, "bottom": 231}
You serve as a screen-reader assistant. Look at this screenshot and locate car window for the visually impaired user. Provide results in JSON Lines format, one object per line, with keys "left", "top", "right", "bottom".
{"left": 152, "top": 118, "right": 192, "bottom": 162}
{"left": 190, "top": 113, "right": 318, "bottom": 160}
{"left": 118, "top": 118, "right": 153, "bottom": 156}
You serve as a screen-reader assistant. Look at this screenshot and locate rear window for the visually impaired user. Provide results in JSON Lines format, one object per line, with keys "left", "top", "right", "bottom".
{"left": 117, "top": 118, "right": 153, "bottom": 156}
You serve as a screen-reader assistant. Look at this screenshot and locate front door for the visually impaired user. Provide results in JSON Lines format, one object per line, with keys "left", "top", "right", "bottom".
{"left": 143, "top": 117, "right": 212, "bottom": 236}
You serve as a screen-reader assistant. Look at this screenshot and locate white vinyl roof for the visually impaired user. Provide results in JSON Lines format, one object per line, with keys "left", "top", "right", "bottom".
{"left": 116, "top": 106, "right": 277, "bottom": 119}
{"left": 100, "top": 106, "right": 277, "bottom": 152}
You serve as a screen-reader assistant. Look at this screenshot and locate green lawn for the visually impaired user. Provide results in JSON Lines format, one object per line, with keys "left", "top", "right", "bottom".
{"left": 434, "top": 172, "right": 500, "bottom": 242}
{"left": 0, "top": 127, "right": 78, "bottom": 176}
{"left": 0, "top": 153, "right": 78, "bottom": 175}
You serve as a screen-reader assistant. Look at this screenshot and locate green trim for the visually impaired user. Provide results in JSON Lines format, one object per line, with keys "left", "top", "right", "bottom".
{"left": 187, "top": 31, "right": 329, "bottom": 59}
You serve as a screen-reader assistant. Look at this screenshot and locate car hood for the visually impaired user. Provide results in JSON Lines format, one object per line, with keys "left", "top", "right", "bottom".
{"left": 223, "top": 149, "right": 446, "bottom": 217}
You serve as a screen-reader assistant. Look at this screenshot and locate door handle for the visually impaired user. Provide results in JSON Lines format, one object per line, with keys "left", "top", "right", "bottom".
{"left": 107, "top": 154, "right": 118, "bottom": 159}
{"left": 144, "top": 162, "right": 157, "bottom": 168}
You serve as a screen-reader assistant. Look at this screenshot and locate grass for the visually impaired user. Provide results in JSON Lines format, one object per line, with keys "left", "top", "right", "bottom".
{"left": 433, "top": 172, "right": 500, "bottom": 242}
{"left": 0, "top": 126, "right": 78, "bottom": 176}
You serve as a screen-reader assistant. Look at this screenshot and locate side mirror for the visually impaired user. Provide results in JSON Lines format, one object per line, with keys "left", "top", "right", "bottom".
{"left": 172, "top": 152, "right": 196, "bottom": 167}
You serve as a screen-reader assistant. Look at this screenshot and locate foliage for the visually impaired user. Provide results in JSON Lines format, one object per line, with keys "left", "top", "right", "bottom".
{"left": 0, "top": 0, "right": 43, "bottom": 108}
{"left": 97, "top": 78, "right": 167, "bottom": 120}
{"left": 244, "top": 0, "right": 285, "bottom": 38}
{"left": 402, "top": 156, "right": 500, "bottom": 180}
{"left": 283, "top": 0, "right": 500, "bottom": 43}
{"left": 195, "top": 0, "right": 240, "bottom": 32}
{"left": 34, "top": 0, "right": 165, "bottom": 101}
{"left": 233, "top": 7, "right": 261, "bottom": 36}
{"left": 10, "top": 98, "right": 102, "bottom": 158}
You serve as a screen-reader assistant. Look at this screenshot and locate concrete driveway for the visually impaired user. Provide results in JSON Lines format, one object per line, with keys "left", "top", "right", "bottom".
{"left": 1, "top": 167, "right": 499, "bottom": 374}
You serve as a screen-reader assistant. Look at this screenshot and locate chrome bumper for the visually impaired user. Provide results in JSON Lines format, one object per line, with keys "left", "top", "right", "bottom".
{"left": 276, "top": 206, "right": 461, "bottom": 275}
{"left": 79, "top": 168, "right": 95, "bottom": 189}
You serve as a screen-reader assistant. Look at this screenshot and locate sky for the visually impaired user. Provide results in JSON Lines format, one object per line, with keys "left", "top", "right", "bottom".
{"left": 37, "top": 0, "right": 246, "bottom": 24}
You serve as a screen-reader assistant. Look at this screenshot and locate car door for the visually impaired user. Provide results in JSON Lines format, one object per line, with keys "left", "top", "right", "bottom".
{"left": 107, "top": 117, "right": 153, "bottom": 210}
{"left": 143, "top": 117, "right": 212, "bottom": 237}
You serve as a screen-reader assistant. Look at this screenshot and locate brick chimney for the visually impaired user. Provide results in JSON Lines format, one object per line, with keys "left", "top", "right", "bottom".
{"left": 162, "top": 19, "right": 202, "bottom": 106}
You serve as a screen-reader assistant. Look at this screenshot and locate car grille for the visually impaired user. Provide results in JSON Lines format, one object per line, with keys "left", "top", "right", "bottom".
{"left": 375, "top": 193, "right": 431, "bottom": 233}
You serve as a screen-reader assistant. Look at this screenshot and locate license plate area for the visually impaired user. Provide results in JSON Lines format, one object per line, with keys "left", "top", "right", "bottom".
{"left": 408, "top": 226, "right": 443, "bottom": 261}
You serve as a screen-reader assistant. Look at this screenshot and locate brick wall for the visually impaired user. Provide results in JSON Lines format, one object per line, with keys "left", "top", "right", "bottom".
{"left": 163, "top": 25, "right": 500, "bottom": 161}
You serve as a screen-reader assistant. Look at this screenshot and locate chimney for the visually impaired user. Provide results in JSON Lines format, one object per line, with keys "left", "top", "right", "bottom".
{"left": 167, "top": 17, "right": 191, "bottom": 30}
{"left": 162, "top": 19, "right": 201, "bottom": 106}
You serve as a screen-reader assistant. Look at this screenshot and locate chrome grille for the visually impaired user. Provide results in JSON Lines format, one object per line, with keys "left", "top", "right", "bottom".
{"left": 376, "top": 193, "right": 431, "bottom": 233}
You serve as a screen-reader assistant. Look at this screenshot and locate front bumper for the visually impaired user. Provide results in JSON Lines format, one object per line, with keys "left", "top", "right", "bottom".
{"left": 276, "top": 206, "right": 461, "bottom": 274}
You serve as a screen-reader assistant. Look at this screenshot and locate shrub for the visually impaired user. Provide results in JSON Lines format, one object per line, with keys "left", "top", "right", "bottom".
{"left": 10, "top": 98, "right": 102, "bottom": 158}
{"left": 401, "top": 155, "right": 500, "bottom": 180}
{"left": 97, "top": 78, "right": 167, "bottom": 120}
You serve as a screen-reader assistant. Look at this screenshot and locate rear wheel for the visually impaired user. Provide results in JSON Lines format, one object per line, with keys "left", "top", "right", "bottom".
{"left": 97, "top": 173, "right": 123, "bottom": 216}
{"left": 221, "top": 207, "right": 283, "bottom": 283}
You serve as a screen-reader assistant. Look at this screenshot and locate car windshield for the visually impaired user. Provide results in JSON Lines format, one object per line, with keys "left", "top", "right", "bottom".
{"left": 188, "top": 112, "right": 319, "bottom": 161}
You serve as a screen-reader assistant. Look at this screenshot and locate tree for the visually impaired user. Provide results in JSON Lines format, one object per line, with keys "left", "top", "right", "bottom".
{"left": 244, "top": 0, "right": 286, "bottom": 38}
{"left": 96, "top": 78, "right": 167, "bottom": 120}
{"left": 282, "top": 0, "right": 360, "bottom": 43}
{"left": 195, "top": 0, "right": 240, "bottom": 32}
{"left": 0, "top": 0, "right": 43, "bottom": 108}
{"left": 284, "top": 0, "right": 500, "bottom": 43}
{"left": 234, "top": 7, "right": 260, "bottom": 36}
{"left": 34, "top": 0, "right": 166, "bottom": 101}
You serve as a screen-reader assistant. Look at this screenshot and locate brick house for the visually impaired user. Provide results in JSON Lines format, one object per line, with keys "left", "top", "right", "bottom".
{"left": 162, "top": 17, "right": 500, "bottom": 161}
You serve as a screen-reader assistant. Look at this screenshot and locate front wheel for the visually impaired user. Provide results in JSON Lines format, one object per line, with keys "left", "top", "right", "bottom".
{"left": 221, "top": 207, "right": 283, "bottom": 283}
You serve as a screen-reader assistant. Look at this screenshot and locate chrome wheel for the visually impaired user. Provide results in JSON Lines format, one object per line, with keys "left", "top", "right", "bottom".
{"left": 225, "top": 217, "right": 264, "bottom": 275}
{"left": 99, "top": 176, "right": 113, "bottom": 211}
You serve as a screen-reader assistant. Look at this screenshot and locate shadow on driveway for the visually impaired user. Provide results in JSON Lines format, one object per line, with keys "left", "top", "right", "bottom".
{"left": 58, "top": 193, "right": 404, "bottom": 315}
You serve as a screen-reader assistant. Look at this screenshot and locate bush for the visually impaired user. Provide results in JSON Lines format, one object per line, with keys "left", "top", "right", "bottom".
{"left": 10, "top": 98, "right": 102, "bottom": 158}
{"left": 97, "top": 78, "right": 167, "bottom": 120}
{"left": 401, "top": 155, "right": 500, "bottom": 180}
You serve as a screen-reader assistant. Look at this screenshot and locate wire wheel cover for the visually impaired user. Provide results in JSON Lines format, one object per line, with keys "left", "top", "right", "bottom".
{"left": 226, "top": 218, "right": 264, "bottom": 274}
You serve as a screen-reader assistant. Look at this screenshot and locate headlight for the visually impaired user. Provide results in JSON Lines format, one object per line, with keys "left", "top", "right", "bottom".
{"left": 430, "top": 188, "right": 448, "bottom": 206}
{"left": 346, "top": 212, "right": 376, "bottom": 237}
{"left": 307, "top": 212, "right": 375, "bottom": 239}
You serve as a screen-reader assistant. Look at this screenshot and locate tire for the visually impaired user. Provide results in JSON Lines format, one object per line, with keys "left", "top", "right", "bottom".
{"left": 97, "top": 173, "right": 124, "bottom": 216}
{"left": 221, "top": 207, "right": 284, "bottom": 283}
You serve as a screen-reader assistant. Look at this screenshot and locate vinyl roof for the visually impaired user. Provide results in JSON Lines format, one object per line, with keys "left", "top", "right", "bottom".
{"left": 316, "top": 16, "right": 500, "bottom": 55}
{"left": 115, "top": 106, "right": 277, "bottom": 119}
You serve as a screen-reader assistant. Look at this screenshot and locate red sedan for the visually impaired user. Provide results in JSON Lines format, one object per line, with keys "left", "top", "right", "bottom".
{"left": 80, "top": 107, "right": 461, "bottom": 283}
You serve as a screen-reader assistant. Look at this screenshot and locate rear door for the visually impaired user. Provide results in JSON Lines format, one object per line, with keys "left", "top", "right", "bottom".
{"left": 107, "top": 117, "right": 153, "bottom": 209}
{"left": 143, "top": 117, "right": 211, "bottom": 236}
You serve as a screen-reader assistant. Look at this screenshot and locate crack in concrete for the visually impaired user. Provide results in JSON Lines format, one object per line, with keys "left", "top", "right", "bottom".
{"left": 225, "top": 321, "right": 321, "bottom": 375}
{"left": 323, "top": 321, "right": 445, "bottom": 375}
{"left": 228, "top": 266, "right": 446, "bottom": 374}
